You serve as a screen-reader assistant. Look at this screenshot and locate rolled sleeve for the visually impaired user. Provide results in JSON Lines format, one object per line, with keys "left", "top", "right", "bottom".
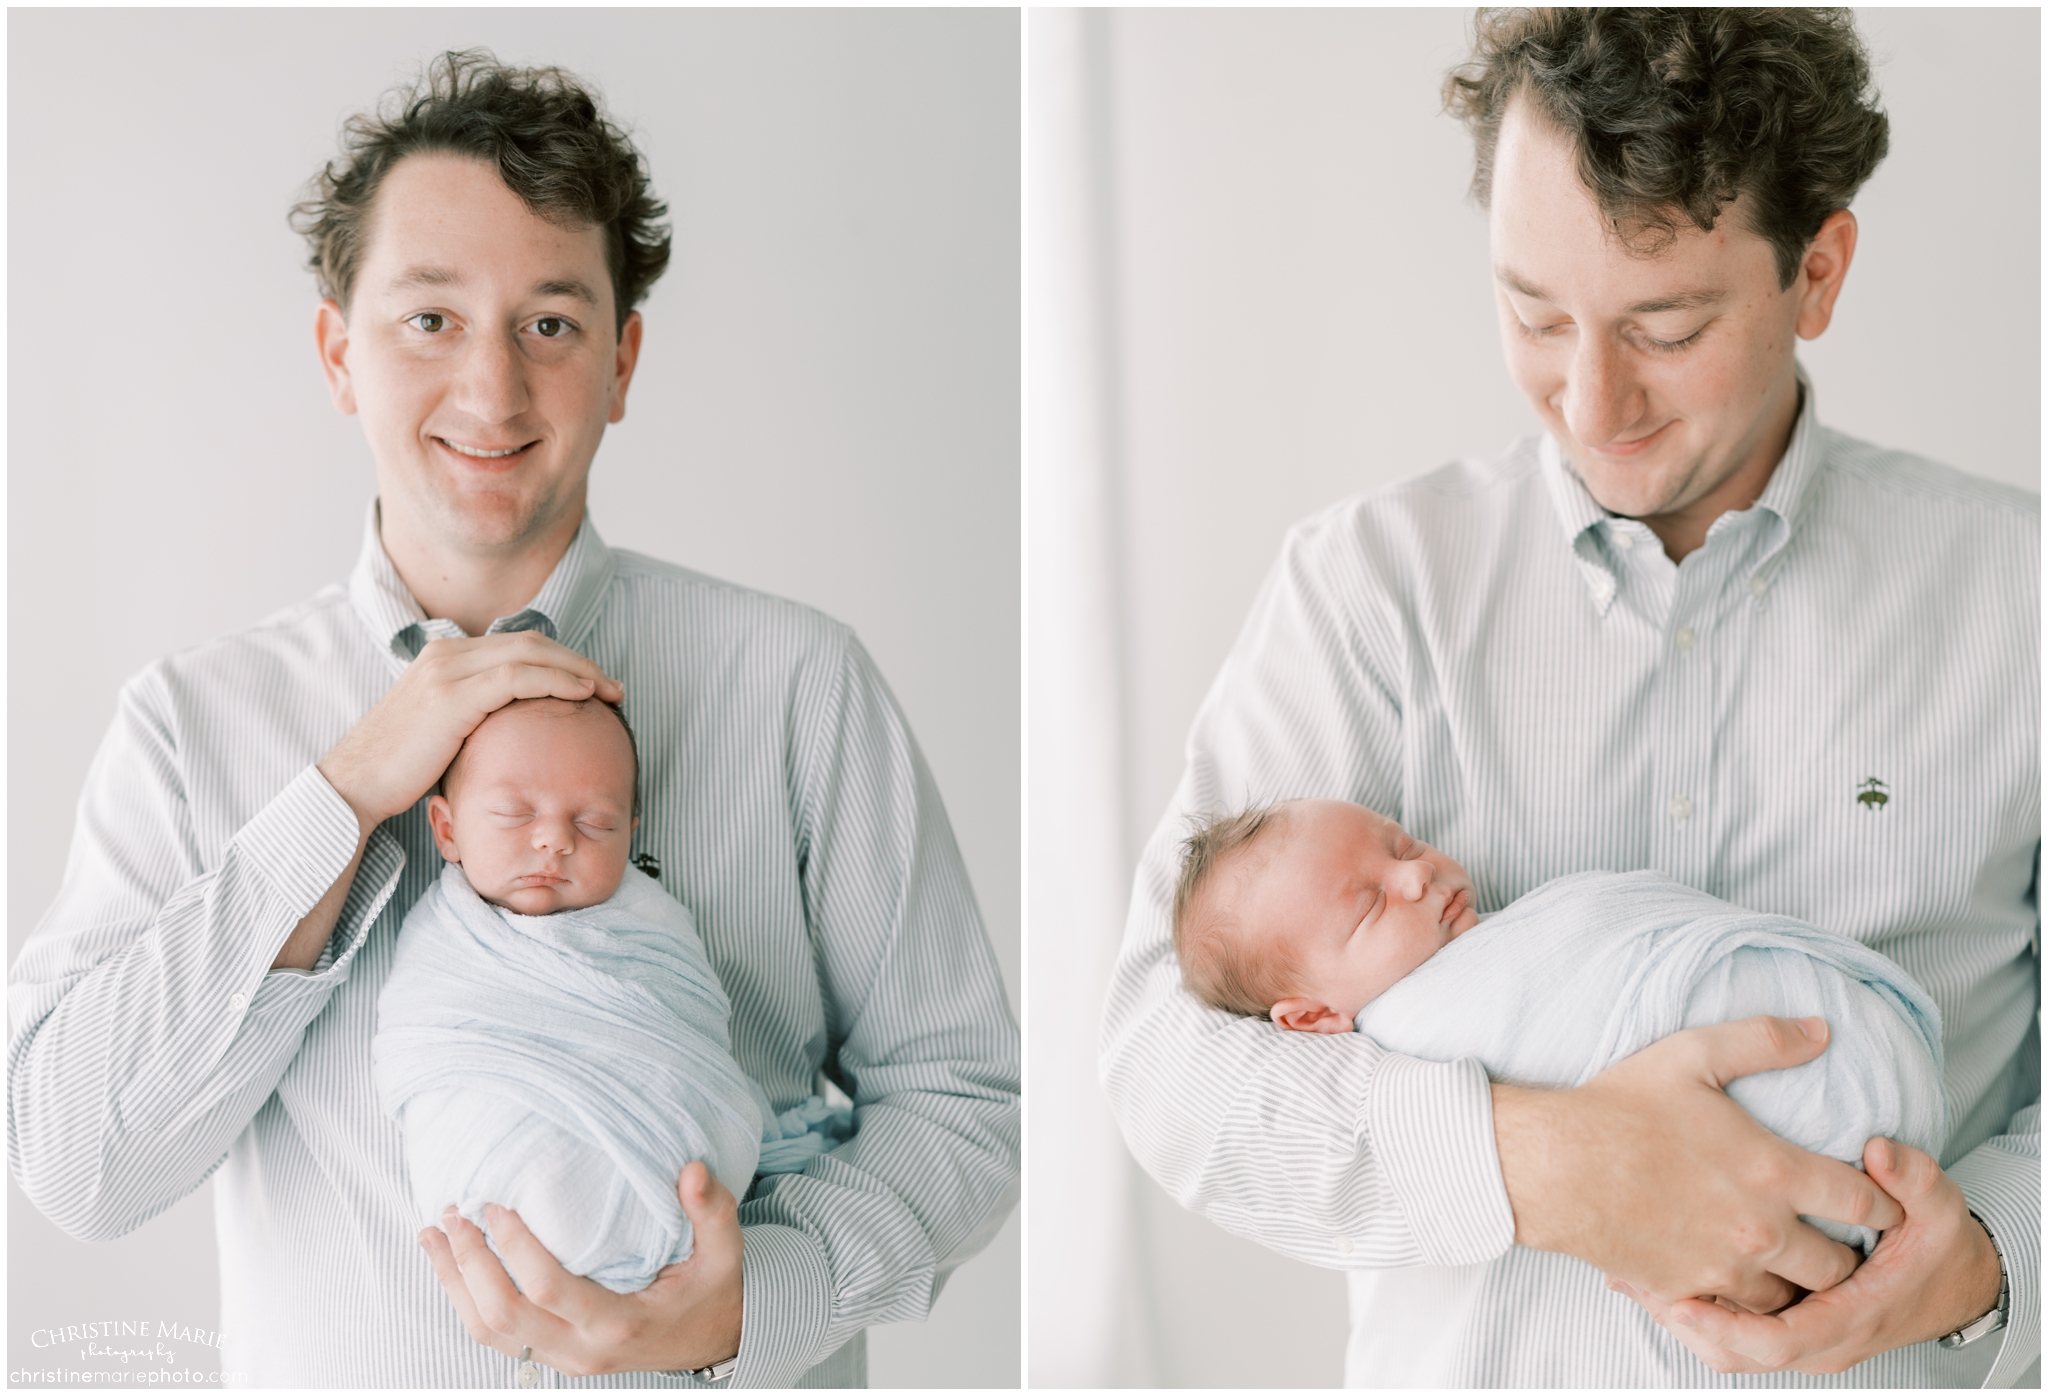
{"left": 1367, "top": 1052, "right": 1516, "bottom": 1266}
{"left": 730, "top": 1223, "right": 834, "bottom": 1387}
{"left": 1948, "top": 1102, "right": 2040, "bottom": 1387}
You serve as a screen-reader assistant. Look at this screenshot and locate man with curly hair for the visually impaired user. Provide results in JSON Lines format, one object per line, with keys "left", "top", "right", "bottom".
{"left": 10, "top": 50, "right": 1019, "bottom": 1387}
{"left": 1103, "top": 9, "right": 2034, "bottom": 1385}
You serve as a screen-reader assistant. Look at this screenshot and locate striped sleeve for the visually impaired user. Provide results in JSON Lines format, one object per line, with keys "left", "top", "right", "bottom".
{"left": 7, "top": 669, "right": 403, "bottom": 1242}
{"left": 1949, "top": 1097, "right": 2040, "bottom": 1383}
{"left": 1100, "top": 514, "right": 1516, "bottom": 1270}
{"left": 732, "top": 633, "right": 1021, "bottom": 1386}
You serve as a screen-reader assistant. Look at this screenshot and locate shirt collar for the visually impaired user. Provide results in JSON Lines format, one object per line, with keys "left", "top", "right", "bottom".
{"left": 1540, "top": 366, "right": 1823, "bottom": 611}
{"left": 347, "top": 500, "right": 616, "bottom": 664}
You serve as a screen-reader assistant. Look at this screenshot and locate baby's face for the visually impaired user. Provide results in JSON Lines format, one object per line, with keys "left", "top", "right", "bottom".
{"left": 1235, "top": 800, "right": 1481, "bottom": 1030}
{"left": 426, "top": 698, "right": 638, "bottom": 915}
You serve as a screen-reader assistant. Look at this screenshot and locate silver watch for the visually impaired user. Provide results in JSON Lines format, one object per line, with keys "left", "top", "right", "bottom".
{"left": 686, "top": 1354, "right": 739, "bottom": 1383}
{"left": 1938, "top": 1211, "right": 2009, "bottom": 1349}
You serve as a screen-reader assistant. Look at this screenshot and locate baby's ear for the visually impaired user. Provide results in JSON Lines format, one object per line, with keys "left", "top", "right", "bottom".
{"left": 1269, "top": 998, "right": 1354, "bottom": 1034}
{"left": 426, "top": 794, "right": 461, "bottom": 864}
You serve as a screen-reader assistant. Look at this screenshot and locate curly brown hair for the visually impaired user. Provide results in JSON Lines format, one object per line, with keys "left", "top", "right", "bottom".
{"left": 1444, "top": 9, "right": 1889, "bottom": 288}
{"left": 291, "top": 49, "right": 671, "bottom": 335}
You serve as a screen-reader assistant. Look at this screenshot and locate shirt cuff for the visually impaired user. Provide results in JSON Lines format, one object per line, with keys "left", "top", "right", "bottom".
{"left": 1948, "top": 1146, "right": 2039, "bottom": 1387}
{"left": 729, "top": 1222, "right": 832, "bottom": 1388}
{"left": 237, "top": 765, "right": 363, "bottom": 918}
{"left": 1366, "top": 1052, "right": 1516, "bottom": 1266}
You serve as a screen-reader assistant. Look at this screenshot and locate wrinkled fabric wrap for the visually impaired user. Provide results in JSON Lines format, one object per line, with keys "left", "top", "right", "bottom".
{"left": 374, "top": 864, "right": 851, "bottom": 1293}
{"left": 1354, "top": 869, "right": 1945, "bottom": 1252}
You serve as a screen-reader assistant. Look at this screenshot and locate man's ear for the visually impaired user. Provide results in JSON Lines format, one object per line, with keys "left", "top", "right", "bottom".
{"left": 1269, "top": 997, "right": 1355, "bottom": 1034}
{"left": 1792, "top": 209, "right": 1857, "bottom": 342}
{"left": 426, "top": 793, "right": 460, "bottom": 863}
{"left": 608, "top": 309, "right": 643, "bottom": 425}
{"left": 315, "top": 299, "right": 357, "bottom": 415}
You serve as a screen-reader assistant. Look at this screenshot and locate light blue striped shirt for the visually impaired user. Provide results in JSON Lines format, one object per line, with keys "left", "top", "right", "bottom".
{"left": 1101, "top": 383, "right": 2038, "bottom": 1386}
{"left": 9, "top": 507, "right": 1020, "bottom": 1388}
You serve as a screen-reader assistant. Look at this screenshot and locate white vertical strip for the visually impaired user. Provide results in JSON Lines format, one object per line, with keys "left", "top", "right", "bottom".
{"left": 1026, "top": 8, "right": 1156, "bottom": 1387}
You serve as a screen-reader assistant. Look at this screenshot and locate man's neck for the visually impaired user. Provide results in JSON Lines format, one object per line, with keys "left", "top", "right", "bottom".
{"left": 376, "top": 503, "right": 583, "bottom": 638}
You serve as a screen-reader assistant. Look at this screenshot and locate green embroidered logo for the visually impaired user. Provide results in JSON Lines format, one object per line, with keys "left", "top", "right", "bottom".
{"left": 1856, "top": 777, "right": 1889, "bottom": 810}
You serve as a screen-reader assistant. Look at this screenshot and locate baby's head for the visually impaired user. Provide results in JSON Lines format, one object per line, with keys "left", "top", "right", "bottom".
{"left": 1172, "top": 798, "right": 1481, "bottom": 1033}
{"left": 427, "top": 696, "right": 641, "bottom": 915}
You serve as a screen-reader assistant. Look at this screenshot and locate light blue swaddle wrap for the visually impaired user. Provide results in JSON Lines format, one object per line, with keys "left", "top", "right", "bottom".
{"left": 1354, "top": 869, "right": 1945, "bottom": 1252}
{"left": 374, "top": 863, "right": 854, "bottom": 1293}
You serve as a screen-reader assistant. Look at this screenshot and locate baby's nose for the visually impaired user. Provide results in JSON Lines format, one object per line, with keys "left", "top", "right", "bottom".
{"left": 1388, "top": 859, "right": 1433, "bottom": 899}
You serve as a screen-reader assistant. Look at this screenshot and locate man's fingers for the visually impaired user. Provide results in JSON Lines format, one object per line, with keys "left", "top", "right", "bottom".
{"left": 1789, "top": 1152, "right": 1905, "bottom": 1235}
{"left": 428, "top": 632, "right": 621, "bottom": 697}
{"left": 482, "top": 1203, "right": 596, "bottom": 1326}
{"left": 1707, "top": 1269, "right": 1797, "bottom": 1317}
{"left": 441, "top": 1208, "right": 533, "bottom": 1337}
{"left": 420, "top": 1224, "right": 511, "bottom": 1353}
{"left": 675, "top": 1161, "right": 743, "bottom": 1268}
{"left": 1676, "top": 1015, "right": 1830, "bottom": 1089}
{"left": 1862, "top": 1136, "right": 1937, "bottom": 1208}
{"left": 1760, "top": 1218, "right": 1862, "bottom": 1296}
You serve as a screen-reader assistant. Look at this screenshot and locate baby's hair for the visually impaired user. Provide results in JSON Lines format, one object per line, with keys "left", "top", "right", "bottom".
{"left": 438, "top": 695, "right": 640, "bottom": 817}
{"left": 1171, "top": 801, "right": 1302, "bottom": 1018}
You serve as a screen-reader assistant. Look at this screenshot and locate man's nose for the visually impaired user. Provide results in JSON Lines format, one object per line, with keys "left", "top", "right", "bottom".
{"left": 1560, "top": 334, "right": 1644, "bottom": 447}
{"left": 451, "top": 328, "right": 531, "bottom": 424}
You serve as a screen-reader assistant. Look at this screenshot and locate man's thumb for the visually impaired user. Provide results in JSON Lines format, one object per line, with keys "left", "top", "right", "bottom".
{"left": 1694, "top": 1014, "right": 1829, "bottom": 1088}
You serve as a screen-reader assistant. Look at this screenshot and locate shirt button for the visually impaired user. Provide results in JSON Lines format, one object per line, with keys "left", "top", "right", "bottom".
{"left": 1669, "top": 797, "right": 1694, "bottom": 822}
{"left": 1751, "top": 575, "right": 1769, "bottom": 596}
{"left": 1612, "top": 529, "right": 1635, "bottom": 550}
{"left": 1334, "top": 1234, "right": 1354, "bottom": 1255}
{"left": 517, "top": 1361, "right": 540, "bottom": 1387}
{"left": 1674, "top": 626, "right": 1696, "bottom": 651}
{"left": 228, "top": 991, "right": 248, "bottom": 1012}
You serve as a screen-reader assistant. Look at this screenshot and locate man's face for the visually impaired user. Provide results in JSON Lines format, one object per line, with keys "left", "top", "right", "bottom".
{"left": 1488, "top": 101, "right": 1841, "bottom": 550}
{"left": 318, "top": 153, "right": 641, "bottom": 557}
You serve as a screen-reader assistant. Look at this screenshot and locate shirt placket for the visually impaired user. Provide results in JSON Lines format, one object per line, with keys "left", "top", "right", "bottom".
{"left": 1653, "top": 536, "right": 1733, "bottom": 889}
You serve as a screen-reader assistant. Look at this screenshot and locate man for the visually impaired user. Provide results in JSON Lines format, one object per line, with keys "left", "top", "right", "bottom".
{"left": 9, "top": 51, "right": 1019, "bottom": 1387}
{"left": 1102, "top": 10, "right": 2035, "bottom": 1386}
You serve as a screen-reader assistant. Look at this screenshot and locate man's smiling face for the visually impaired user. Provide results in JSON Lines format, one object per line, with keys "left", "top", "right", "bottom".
{"left": 1488, "top": 99, "right": 1852, "bottom": 557}
{"left": 318, "top": 152, "right": 641, "bottom": 558}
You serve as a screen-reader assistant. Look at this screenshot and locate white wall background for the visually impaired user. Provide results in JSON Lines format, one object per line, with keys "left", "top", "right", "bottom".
{"left": 7, "top": 9, "right": 1018, "bottom": 1387}
{"left": 1028, "top": 7, "right": 2039, "bottom": 1387}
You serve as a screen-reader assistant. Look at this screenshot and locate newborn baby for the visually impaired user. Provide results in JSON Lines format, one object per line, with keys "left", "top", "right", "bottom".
{"left": 1171, "top": 798, "right": 1945, "bottom": 1246}
{"left": 373, "top": 696, "right": 849, "bottom": 1294}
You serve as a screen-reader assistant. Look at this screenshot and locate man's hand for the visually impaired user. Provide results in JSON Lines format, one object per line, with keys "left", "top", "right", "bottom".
{"left": 1492, "top": 1015, "right": 1905, "bottom": 1314}
{"left": 1608, "top": 1136, "right": 2004, "bottom": 1374}
{"left": 320, "top": 632, "right": 623, "bottom": 836}
{"left": 418, "top": 1161, "right": 744, "bottom": 1378}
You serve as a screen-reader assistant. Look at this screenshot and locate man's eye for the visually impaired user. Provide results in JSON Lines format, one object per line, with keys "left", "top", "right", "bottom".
{"left": 407, "top": 312, "right": 447, "bottom": 333}
{"left": 532, "top": 316, "right": 568, "bottom": 338}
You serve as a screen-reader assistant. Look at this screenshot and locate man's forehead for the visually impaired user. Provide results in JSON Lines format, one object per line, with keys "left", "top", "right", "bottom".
{"left": 1487, "top": 98, "right": 1775, "bottom": 301}
{"left": 356, "top": 152, "right": 611, "bottom": 299}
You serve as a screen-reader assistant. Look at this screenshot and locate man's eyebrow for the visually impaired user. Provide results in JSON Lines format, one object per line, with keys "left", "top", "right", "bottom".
{"left": 1626, "top": 288, "right": 1727, "bottom": 314}
{"left": 381, "top": 269, "right": 601, "bottom": 307}
{"left": 1494, "top": 267, "right": 1728, "bottom": 316}
{"left": 388, "top": 265, "right": 463, "bottom": 293}
{"left": 533, "top": 278, "right": 600, "bottom": 306}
